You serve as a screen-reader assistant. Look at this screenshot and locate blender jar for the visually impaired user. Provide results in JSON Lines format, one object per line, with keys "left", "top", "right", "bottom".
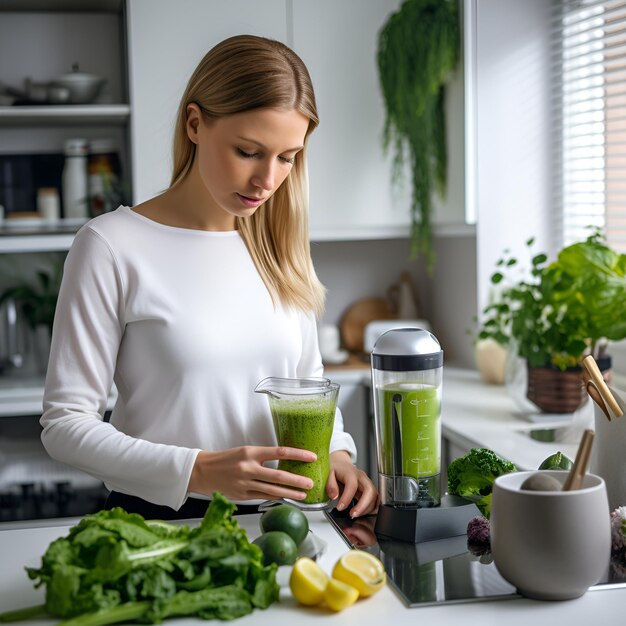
{"left": 371, "top": 328, "right": 443, "bottom": 507}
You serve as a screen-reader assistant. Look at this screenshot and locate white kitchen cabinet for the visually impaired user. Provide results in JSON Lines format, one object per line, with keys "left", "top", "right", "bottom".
{"left": 292, "top": 0, "right": 409, "bottom": 239}
{"left": 126, "top": 0, "right": 288, "bottom": 205}
{"left": 327, "top": 369, "right": 377, "bottom": 480}
{"left": 337, "top": 378, "right": 373, "bottom": 478}
{"left": 293, "top": 0, "right": 467, "bottom": 240}
{"left": 127, "top": 0, "right": 468, "bottom": 241}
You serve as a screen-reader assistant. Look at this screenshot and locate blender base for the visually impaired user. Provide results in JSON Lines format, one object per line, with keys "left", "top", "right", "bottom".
{"left": 374, "top": 495, "right": 481, "bottom": 544}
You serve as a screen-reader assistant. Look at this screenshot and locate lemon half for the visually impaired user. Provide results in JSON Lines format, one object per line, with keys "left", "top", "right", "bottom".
{"left": 324, "top": 578, "right": 359, "bottom": 612}
{"left": 289, "top": 557, "right": 329, "bottom": 606}
{"left": 332, "top": 550, "right": 386, "bottom": 598}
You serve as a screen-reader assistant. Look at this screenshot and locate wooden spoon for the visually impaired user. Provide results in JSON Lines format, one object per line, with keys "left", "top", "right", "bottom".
{"left": 562, "top": 429, "right": 594, "bottom": 491}
{"left": 581, "top": 355, "right": 623, "bottom": 421}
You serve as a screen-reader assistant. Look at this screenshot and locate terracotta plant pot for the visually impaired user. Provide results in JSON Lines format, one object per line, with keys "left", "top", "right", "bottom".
{"left": 526, "top": 357, "right": 611, "bottom": 414}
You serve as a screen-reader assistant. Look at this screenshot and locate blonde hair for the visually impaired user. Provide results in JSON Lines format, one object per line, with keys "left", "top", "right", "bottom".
{"left": 170, "top": 35, "right": 325, "bottom": 316}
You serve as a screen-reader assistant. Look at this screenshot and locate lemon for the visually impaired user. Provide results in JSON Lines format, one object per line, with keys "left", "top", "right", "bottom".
{"left": 332, "top": 550, "right": 386, "bottom": 597}
{"left": 289, "top": 557, "right": 329, "bottom": 606}
{"left": 323, "top": 578, "right": 359, "bottom": 612}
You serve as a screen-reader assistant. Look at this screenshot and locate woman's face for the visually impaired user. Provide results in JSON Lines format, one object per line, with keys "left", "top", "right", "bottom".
{"left": 187, "top": 105, "right": 309, "bottom": 226}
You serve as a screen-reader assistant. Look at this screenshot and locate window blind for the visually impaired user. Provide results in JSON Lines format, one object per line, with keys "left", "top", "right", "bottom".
{"left": 553, "top": 0, "right": 626, "bottom": 251}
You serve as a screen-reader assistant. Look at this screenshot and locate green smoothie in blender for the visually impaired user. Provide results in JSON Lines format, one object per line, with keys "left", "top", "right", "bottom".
{"left": 378, "top": 383, "right": 441, "bottom": 479}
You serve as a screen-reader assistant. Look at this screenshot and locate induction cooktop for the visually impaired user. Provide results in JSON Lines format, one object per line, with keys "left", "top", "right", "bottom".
{"left": 324, "top": 508, "right": 626, "bottom": 608}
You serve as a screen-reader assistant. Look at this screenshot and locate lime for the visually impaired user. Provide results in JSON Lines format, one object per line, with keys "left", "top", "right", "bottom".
{"left": 289, "top": 557, "right": 329, "bottom": 606}
{"left": 259, "top": 504, "right": 309, "bottom": 547}
{"left": 324, "top": 578, "right": 359, "bottom": 612}
{"left": 332, "top": 550, "right": 386, "bottom": 598}
{"left": 538, "top": 451, "right": 573, "bottom": 471}
{"left": 252, "top": 530, "right": 298, "bottom": 566}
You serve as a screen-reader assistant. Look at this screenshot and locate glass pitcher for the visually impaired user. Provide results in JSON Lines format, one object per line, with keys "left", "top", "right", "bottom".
{"left": 255, "top": 377, "right": 339, "bottom": 510}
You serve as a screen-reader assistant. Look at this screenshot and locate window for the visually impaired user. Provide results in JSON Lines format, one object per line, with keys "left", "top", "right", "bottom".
{"left": 554, "top": 0, "right": 626, "bottom": 251}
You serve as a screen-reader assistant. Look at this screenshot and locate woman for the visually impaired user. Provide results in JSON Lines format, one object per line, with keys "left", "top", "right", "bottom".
{"left": 41, "top": 35, "right": 378, "bottom": 520}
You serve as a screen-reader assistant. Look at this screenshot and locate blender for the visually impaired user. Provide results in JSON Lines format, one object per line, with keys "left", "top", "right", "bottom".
{"left": 371, "top": 328, "right": 479, "bottom": 543}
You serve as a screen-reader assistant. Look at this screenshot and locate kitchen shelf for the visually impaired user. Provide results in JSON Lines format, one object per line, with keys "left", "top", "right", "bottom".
{"left": 0, "top": 376, "right": 117, "bottom": 417}
{"left": 0, "top": 219, "right": 86, "bottom": 252}
{"left": 0, "top": 233, "right": 74, "bottom": 253}
{"left": 0, "top": 220, "right": 476, "bottom": 253}
{"left": 309, "top": 221, "right": 476, "bottom": 242}
{"left": 0, "top": 104, "right": 131, "bottom": 126}
{"left": 0, "top": 0, "right": 122, "bottom": 12}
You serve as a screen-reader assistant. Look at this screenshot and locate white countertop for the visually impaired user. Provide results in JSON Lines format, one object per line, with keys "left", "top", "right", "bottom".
{"left": 440, "top": 368, "right": 584, "bottom": 469}
{"left": 0, "top": 364, "right": 593, "bottom": 502}
{"left": 326, "top": 365, "right": 583, "bottom": 470}
{"left": 0, "top": 376, "right": 117, "bottom": 417}
{"left": 0, "top": 366, "right": 584, "bottom": 473}
{"left": 0, "top": 367, "right": 620, "bottom": 621}
{"left": 0, "top": 511, "right": 624, "bottom": 623}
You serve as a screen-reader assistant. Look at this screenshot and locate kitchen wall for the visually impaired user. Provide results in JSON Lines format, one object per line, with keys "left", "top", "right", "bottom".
{"left": 312, "top": 233, "right": 477, "bottom": 368}
{"left": 0, "top": 0, "right": 477, "bottom": 376}
{"left": 124, "top": 0, "right": 477, "bottom": 367}
{"left": 474, "top": 0, "right": 553, "bottom": 312}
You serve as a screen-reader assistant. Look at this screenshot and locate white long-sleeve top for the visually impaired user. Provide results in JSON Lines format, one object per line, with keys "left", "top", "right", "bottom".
{"left": 41, "top": 206, "right": 356, "bottom": 510}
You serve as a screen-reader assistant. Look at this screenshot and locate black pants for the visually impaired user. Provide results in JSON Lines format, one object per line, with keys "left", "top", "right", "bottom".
{"left": 104, "top": 491, "right": 260, "bottom": 520}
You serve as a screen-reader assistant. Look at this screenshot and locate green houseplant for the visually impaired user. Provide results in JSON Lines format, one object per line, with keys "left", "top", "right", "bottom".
{"left": 478, "top": 232, "right": 626, "bottom": 412}
{"left": 0, "top": 261, "right": 63, "bottom": 336}
{"left": 377, "top": 0, "right": 460, "bottom": 269}
{"left": 0, "top": 261, "right": 63, "bottom": 374}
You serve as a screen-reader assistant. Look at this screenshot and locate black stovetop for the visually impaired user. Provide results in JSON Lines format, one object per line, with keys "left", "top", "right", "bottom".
{"left": 324, "top": 508, "right": 626, "bottom": 608}
{"left": 0, "top": 482, "right": 108, "bottom": 522}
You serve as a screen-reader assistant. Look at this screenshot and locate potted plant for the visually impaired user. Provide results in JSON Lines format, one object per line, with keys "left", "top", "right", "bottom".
{"left": 377, "top": 0, "right": 460, "bottom": 270}
{"left": 0, "top": 261, "right": 63, "bottom": 373}
{"left": 477, "top": 231, "right": 626, "bottom": 413}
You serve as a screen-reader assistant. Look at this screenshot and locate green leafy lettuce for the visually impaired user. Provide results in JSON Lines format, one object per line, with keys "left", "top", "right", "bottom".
{"left": 0, "top": 493, "right": 279, "bottom": 626}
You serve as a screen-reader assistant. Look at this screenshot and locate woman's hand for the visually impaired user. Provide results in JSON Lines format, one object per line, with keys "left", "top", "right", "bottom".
{"left": 188, "top": 446, "right": 316, "bottom": 502}
{"left": 326, "top": 450, "right": 379, "bottom": 518}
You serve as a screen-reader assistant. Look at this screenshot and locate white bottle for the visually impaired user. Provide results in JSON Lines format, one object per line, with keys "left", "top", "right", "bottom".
{"left": 37, "top": 187, "right": 61, "bottom": 222}
{"left": 62, "top": 138, "right": 89, "bottom": 220}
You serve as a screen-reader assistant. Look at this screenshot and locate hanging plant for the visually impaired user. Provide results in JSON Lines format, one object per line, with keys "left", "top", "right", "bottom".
{"left": 377, "top": 0, "right": 460, "bottom": 269}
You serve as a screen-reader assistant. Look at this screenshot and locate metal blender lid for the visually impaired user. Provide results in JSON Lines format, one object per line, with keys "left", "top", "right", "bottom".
{"left": 371, "top": 327, "right": 443, "bottom": 371}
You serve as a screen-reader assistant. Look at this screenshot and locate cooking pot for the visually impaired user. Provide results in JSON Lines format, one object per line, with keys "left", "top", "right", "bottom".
{"left": 52, "top": 64, "right": 106, "bottom": 104}
{"left": 46, "top": 84, "right": 70, "bottom": 104}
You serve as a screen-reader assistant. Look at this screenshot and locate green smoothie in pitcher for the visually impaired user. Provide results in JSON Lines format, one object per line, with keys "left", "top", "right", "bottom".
{"left": 377, "top": 383, "right": 441, "bottom": 479}
{"left": 269, "top": 397, "right": 336, "bottom": 504}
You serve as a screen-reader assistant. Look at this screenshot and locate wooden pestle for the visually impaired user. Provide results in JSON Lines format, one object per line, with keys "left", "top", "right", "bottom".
{"left": 562, "top": 429, "right": 595, "bottom": 491}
